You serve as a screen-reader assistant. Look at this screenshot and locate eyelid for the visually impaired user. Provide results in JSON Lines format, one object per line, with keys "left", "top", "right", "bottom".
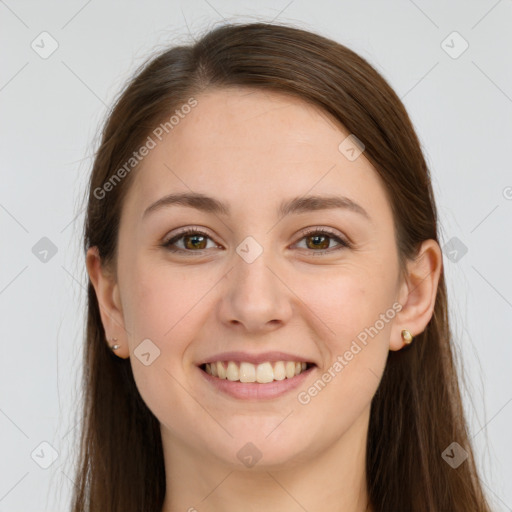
{"left": 297, "top": 226, "right": 347, "bottom": 241}
{"left": 163, "top": 225, "right": 214, "bottom": 244}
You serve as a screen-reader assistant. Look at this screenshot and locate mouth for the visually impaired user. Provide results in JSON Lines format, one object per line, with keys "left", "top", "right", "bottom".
{"left": 199, "top": 360, "right": 316, "bottom": 383}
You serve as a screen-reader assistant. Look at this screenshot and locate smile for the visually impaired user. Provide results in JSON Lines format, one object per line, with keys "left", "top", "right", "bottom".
{"left": 198, "top": 360, "right": 317, "bottom": 400}
{"left": 201, "top": 360, "right": 313, "bottom": 383}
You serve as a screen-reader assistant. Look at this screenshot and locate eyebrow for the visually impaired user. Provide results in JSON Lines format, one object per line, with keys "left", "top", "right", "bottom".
{"left": 142, "top": 192, "right": 371, "bottom": 221}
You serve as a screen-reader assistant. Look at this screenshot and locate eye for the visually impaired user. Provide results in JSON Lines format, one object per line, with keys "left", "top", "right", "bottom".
{"left": 293, "top": 228, "right": 350, "bottom": 254}
{"left": 162, "top": 227, "right": 220, "bottom": 254}
{"left": 162, "top": 227, "right": 350, "bottom": 255}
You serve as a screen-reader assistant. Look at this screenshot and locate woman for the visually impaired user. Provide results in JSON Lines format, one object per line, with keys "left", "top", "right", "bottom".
{"left": 73, "top": 21, "right": 492, "bottom": 511}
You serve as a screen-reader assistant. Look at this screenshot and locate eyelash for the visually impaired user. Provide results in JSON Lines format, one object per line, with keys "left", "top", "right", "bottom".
{"left": 162, "top": 226, "right": 351, "bottom": 255}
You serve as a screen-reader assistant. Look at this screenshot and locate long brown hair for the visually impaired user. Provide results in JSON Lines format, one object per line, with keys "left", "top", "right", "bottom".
{"left": 73, "top": 21, "right": 492, "bottom": 511}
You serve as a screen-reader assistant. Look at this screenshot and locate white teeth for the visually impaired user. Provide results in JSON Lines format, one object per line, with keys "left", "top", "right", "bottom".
{"left": 256, "top": 362, "right": 274, "bottom": 383}
{"left": 285, "top": 361, "right": 296, "bottom": 379}
{"left": 273, "top": 361, "right": 286, "bottom": 380}
{"left": 217, "top": 361, "right": 227, "bottom": 379}
{"left": 226, "top": 361, "right": 239, "bottom": 381}
{"left": 203, "top": 360, "right": 310, "bottom": 382}
{"left": 239, "top": 362, "right": 256, "bottom": 382}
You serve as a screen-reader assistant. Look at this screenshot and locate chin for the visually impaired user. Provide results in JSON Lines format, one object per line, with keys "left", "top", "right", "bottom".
{"left": 206, "top": 429, "right": 312, "bottom": 471}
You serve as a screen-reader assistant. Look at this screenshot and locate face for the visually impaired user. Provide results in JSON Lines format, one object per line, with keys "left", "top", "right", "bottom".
{"left": 111, "top": 87, "right": 405, "bottom": 469}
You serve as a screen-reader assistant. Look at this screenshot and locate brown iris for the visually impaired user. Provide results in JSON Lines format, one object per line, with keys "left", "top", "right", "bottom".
{"left": 183, "top": 233, "right": 208, "bottom": 250}
{"left": 305, "top": 234, "right": 330, "bottom": 250}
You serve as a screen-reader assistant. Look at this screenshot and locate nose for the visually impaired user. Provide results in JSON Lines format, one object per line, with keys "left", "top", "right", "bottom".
{"left": 218, "top": 247, "right": 293, "bottom": 334}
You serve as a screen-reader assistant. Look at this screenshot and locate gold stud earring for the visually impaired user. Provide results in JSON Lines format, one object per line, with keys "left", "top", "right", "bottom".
{"left": 401, "top": 329, "right": 413, "bottom": 345}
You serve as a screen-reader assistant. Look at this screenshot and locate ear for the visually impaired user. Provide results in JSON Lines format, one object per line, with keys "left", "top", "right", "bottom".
{"left": 390, "top": 239, "right": 443, "bottom": 351}
{"left": 86, "top": 246, "right": 129, "bottom": 359}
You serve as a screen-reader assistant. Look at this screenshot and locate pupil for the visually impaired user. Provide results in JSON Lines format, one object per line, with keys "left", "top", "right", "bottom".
{"left": 186, "top": 235, "right": 205, "bottom": 250}
{"left": 309, "top": 235, "right": 329, "bottom": 250}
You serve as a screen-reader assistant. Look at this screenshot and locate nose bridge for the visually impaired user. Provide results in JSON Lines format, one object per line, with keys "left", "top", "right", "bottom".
{"left": 232, "top": 235, "right": 278, "bottom": 300}
{"left": 220, "top": 233, "right": 292, "bottom": 330}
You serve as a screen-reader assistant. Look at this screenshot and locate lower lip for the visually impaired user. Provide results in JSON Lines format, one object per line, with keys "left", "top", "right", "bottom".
{"left": 198, "top": 365, "right": 316, "bottom": 400}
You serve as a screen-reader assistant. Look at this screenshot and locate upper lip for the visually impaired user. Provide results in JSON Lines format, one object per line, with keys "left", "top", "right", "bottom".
{"left": 197, "top": 351, "right": 317, "bottom": 366}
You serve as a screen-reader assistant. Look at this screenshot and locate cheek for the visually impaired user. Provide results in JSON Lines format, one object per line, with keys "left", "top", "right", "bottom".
{"left": 297, "top": 265, "right": 395, "bottom": 403}
{"left": 293, "top": 272, "right": 393, "bottom": 422}
{"left": 301, "top": 265, "right": 395, "bottom": 345}
{"left": 121, "top": 259, "right": 211, "bottom": 347}
{"left": 120, "top": 262, "right": 212, "bottom": 429}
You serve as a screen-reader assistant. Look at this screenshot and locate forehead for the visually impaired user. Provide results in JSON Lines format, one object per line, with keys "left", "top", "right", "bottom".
{"left": 166, "top": 87, "right": 347, "bottom": 160}
{"left": 124, "top": 87, "right": 391, "bottom": 223}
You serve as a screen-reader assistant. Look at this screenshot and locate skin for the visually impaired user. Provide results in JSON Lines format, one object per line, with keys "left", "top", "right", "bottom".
{"left": 87, "top": 87, "right": 442, "bottom": 512}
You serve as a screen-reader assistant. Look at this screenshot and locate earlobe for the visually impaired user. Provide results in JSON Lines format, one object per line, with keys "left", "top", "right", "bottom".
{"left": 85, "top": 247, "right": 129, "bottom": 358}
{"left": 390, "top": 239, "right": 443, "bottom": 351}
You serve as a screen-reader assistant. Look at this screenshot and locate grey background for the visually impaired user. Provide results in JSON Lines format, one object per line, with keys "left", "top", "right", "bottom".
{"left": 1, "top": 0, "right": 511, "bottom": 510}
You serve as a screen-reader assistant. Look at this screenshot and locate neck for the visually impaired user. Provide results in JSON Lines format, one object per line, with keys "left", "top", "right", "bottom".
{"left": 160, "top": 407, "right": 372, "bottom": 512}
